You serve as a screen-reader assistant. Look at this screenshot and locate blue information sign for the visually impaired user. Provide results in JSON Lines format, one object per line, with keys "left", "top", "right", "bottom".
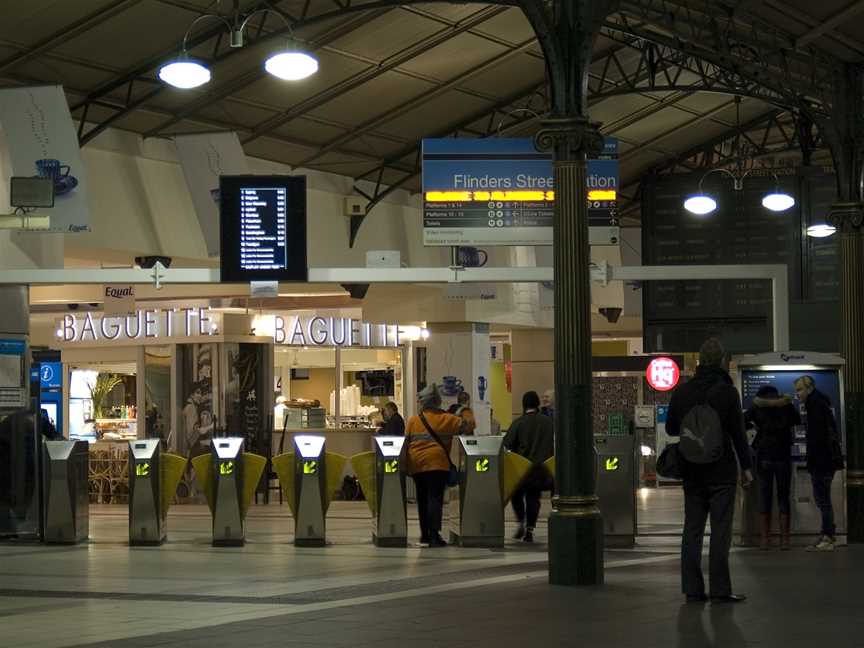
{"left": 421, "top": 138, "right": 618, "bottom": 247}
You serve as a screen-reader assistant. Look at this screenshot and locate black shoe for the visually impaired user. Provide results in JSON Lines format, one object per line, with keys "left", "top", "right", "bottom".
{"left": 710, "top": 594, "right": 747, "bottom": 603}
{"left": 513, "top": 524, "right": 525, "bottom": 540}
{"left": 686, "top": 594, "right": 708, "bottom": 603}
{"left": 523, "top": 530, "right": 534, "bottom": 543}
{"left": 429, "top": 534, "right": 448, "bottom": 547}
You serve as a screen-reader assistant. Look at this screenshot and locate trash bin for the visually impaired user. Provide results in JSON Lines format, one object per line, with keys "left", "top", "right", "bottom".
{"left": 128, "top": 440, "right": 187, "bottom": 546}
{"left": 43, "top": 440, "right": 89, "bottom": 544}
{"left": 450, "top": 435, "right": 505, "bottom": 548}
{"left": 272, "top": 435, "right": 346, "bottom": 547}
{"left": 191, "top": 438, "right": 266, "bottom": 547}
{"left": 352, "top": 436, "right": 407, "bottom": 547}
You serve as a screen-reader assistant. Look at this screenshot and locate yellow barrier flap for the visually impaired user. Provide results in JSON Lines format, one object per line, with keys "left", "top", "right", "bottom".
{"left": 191, "top": 454, "right": 214, "bottom": 514}
{"left": 544, "top": 456, "right": 555, "bottom": 480}
{"left": 160, "top": 453, "right": 187, "bottom": 515}
{"left": 350, "top": 452, "right": 377, "bottom": 516}
{"left": 324, "top": 452, "right": 347, "bottom": 513}
{"left": 501, "top": 451, "right": 533, "bottom": 505}
{"left": 272, "top": 453, "right": 297, "bottom": 518}
{"left": 241, "top": 453, "right": 267, "bottom": 519}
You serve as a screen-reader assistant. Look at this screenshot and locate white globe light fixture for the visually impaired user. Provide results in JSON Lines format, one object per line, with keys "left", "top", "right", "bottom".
{"left": 158, "top": 55, "right": 211, "bottom": 89}
{"left": 807, "top": 223, "right": 837, "bottom": 238}
{"left": 761, "top": 192, "right": 796, "bottom": 212}
{"left": 265, "top": 42, "right": 319, "bottom": 81}
{"left": 683, "top": 194, "right": 718, "bottom": 215}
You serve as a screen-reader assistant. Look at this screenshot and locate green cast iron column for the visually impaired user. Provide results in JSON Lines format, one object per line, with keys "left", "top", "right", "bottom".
{"left": 833, "top": 204, "right": 864, "bottom": 542}
{"left": 536, "top": 118, "right": 606, "bottom": 585}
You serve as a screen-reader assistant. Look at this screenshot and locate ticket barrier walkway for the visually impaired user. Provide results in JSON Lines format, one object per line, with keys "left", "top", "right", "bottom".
{"left": 127, "top": 440, "right": 187, "bottom": 546}
{"left": 450, "top": 435, "right": 532, "bottom": 548}
{"left": 544, "top": 434, "right": 637, "bottom": 548}
{"left": 272, "top": 435, "right": 346, "bottom": 547}
{"left": 352, "top": 436, "right": 407, "bottom": 547}
{"left": 43, "top": 440, "right": 89, "bottom": 544}
{"left": 191, "top": 438, "right": 266, "bottom": 547}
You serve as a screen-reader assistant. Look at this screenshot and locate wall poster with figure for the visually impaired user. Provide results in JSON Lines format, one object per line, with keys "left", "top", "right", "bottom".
{"left": 223, "top": 343, "right": 270, "bottom": 460}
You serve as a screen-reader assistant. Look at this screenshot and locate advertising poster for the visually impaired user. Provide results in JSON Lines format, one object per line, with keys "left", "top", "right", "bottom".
{"left": 0, "top": 85, "right": 90, "bottom": 232}
{"left": 174, "top": 132, "right": 249, "bottom": 257}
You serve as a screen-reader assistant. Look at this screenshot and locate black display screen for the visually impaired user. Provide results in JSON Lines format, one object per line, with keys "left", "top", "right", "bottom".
{"left": 219, "top": 175, "right": 307, "bottom": 282}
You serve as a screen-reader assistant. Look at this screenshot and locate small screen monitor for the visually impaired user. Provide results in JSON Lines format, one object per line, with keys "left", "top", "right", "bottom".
{"left": 219, "top": 175, "right": 307, "bottom": 282}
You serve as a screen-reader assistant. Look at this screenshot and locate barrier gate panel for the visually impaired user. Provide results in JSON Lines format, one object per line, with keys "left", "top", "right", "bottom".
{"left": 451, "top": 436, "right": 504, "bottom": 548}
{"left": 595, "top": 435, "right": 636, "bottom": 548}
{"left": 294, "top": 435, "right": 326, "bottom": 547}
{"left": 212, "top": 438, "right": 245, "bottom": 547}
{"left": 373, "top": 436, "right": 407, "bottom": 547}
{"left": 43, "top": 440, "right": 89, "bottom": 544}
{"left": 129, "top": 440, "right": 163, "bottom": 546}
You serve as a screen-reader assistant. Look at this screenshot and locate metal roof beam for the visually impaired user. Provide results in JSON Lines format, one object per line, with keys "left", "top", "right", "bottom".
{"left": 0, "top": 0, "right": 144, "bottom": 76}
{"left": 239, "top": 5, "right": 509, "bottom": 146}
{"left": 795, "top": 0, "right": 864, "bottom": 48}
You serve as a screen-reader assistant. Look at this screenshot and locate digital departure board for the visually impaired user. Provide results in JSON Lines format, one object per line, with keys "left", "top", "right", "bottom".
{"left": 219, "top": 175, "right": 307, "bottom": 282}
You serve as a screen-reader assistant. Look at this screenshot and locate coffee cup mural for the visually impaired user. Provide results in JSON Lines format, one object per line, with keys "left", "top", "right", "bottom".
{"left": 477, "top": 376, "right": 488, "bottom": 401}
{"left": 35, "top": 158, "right": 78, "bottom": 196}
{"left": 441, "top": 376, "right": 463, "bottom": 396}
{"left": 456, "top": 247, "right": 488, "bottom": 268}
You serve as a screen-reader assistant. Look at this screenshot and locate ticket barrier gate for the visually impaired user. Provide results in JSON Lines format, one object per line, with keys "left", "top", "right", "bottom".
{"left": 273, "top": 435, "right": 346, "bottom": 547}
{"left": 450, "top": 436, "right": 533, "bottom": 548}
{"left": 352, "top": 436, "right": 407, "bottom": 547}
{"left": 544, "top": 434, "right": 637, "bottom": 548}
{"left": 127, "top": 440, "right": 187, "bottom": 546}
{"left": 191, "top": 438, "right": 266, "bottom": 547}
{"left": 43, "top": 440, "right": 89, "bottom": 544}
{"left": 594, "top": 435, "right": 636, "bottom": 548}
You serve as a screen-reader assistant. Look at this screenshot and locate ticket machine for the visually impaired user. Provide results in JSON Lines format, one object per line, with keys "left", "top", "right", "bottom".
{"left": 734, "top": 352, "right": 847, "bottom": 542}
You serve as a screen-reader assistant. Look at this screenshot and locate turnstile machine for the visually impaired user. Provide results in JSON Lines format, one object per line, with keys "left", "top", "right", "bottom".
{"left": 273, "top": 435, "right": 347, "bottom": 547}
{"left": 128, "top": 440, "right": 187, "bottom": 546}
{"left": 43, "top": 440, "right": 89, "bottom": 544}
{"left": 191, "top": 438, "right": 266, "bottom": 547}
{"left": 293, "top": 435, "right": 327, "bottom": 546}
{"left": 351, "top": 436, "right": 407, "bottom": 547}
{"left": 594, "top": 434, "right": 636, "bottom": 548}
{"left": 450, "top": 435, "right": 505, "bottom": 548}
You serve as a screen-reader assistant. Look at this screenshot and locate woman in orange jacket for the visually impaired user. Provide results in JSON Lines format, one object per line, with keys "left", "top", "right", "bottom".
{"left": 405, "top": 384, "right": 474, "bottom": 546}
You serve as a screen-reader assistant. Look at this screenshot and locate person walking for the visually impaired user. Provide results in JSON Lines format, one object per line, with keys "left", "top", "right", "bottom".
{"left": 503, "top": 391, "right": 554, "bottom": 543}
{"left": 540, "top": 389, "right": 555, "bottom": 419}
{"left": 666, "top": 338, "right": 753, "bottom": 603}
{"left": 378, "top": 402, "right": 405, "bottom": 436}
{"left": 794, "top": 376, "right": 843, "bottom": 552}
{"left": 448, "top": 391, "right": 476, "bottom": 431}
{"left": 405, "top": 384, "right": 471, "bottom": 547}
{"left": 745, "top": 385, "right": 800, "bottom": 550}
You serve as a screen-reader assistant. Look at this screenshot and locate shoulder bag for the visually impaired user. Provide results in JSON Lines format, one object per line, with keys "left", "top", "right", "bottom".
{"left": 418, "top": 411, "right": 459, "bottom": 487}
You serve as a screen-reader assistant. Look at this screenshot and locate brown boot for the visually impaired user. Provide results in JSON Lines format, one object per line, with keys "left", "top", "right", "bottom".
{"left": 779, "top": 513, "right": 791, "bottom": 550}
{"left": 759, "top": 513, "right": 772, "bottom": 550}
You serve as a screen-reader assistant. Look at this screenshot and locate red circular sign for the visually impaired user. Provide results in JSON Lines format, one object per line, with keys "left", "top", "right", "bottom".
{"left": 646, "top": 357, "right": 680, "bottom": 391}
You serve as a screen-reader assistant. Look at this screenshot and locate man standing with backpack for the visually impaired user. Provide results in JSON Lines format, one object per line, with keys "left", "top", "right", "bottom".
{"left": 666, "top": 338, "right": 754, "bottom": 603}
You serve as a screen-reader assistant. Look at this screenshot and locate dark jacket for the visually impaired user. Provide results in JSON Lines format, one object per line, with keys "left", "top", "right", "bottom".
{"left": 745, "top": 396, "right": 800, "bottom": 462}
{"left": 504, "top": 411, "right": 555, "bottom": 490}
{"left": 804, "top": 389, "right": 839, "bottom": 473}
{"left": 379, "top": 412, "right": 405, "bottom": 436}
{"left": 666, "top": 365, "right": 752, "bottom": 485}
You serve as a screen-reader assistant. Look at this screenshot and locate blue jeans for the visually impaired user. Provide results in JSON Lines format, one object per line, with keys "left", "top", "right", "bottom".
{"left": 810, "top": 470, "right": 836, "bottom": 538}
{"left": 757, "top": 459, "right": 792, "bottom": 515}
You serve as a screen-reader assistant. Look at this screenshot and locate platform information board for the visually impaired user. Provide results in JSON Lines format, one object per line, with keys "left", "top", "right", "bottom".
{"left": 421, "top": 138, "right": 618, "bottom": 247}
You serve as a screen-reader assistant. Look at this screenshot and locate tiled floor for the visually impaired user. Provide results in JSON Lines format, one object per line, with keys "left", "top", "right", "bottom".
{"left": 1, "top": 489, "right": 858, "bottom": 647}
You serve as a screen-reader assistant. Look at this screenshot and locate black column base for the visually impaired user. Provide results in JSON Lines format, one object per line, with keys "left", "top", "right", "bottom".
{"left": 848, "top": 484, "right": 864, "bottom": 543}
{"left": 548, "top": 509, "right": 604, "bottom": 586}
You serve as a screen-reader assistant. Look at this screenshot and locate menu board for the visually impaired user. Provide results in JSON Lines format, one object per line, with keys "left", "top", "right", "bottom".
{"left": 219, "top": 175, "right": 307, "bottom": 282}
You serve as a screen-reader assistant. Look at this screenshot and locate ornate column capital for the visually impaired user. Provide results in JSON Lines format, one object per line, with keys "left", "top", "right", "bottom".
{"left": 829, "top": 202, "right": 864, "bottom": 233}
{"left": 534, "top": 116, "right": 604, "bottom": 160}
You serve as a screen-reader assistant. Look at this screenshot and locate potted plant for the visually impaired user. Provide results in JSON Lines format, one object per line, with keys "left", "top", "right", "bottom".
{"left": 88, "top": 373, "right": 123, "bottom": 419}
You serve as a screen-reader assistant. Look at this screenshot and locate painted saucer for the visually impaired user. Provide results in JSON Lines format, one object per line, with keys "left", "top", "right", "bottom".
{"left": 55, "top": 175, "right": 79, "bottom": 196}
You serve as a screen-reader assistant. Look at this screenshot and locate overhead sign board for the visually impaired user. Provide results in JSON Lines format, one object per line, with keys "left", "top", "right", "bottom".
{"left": 421, "top": 138, "right": 618, "bottom": 247}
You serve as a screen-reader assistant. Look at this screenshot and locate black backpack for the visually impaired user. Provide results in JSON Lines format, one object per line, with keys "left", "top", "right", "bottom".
{"left": 678, "top": 386, "right": 725, "bottom": 464}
